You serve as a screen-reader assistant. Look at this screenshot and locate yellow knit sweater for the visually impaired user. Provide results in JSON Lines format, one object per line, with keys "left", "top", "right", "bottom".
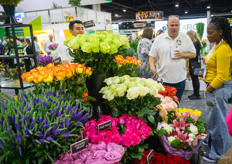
{"left": 204, "top": 41, "right": 232, "bottom": 89}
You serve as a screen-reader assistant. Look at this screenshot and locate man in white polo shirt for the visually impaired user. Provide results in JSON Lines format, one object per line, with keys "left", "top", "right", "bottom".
{"left": 149, "top": 15, "right": 196, "bottom": 101}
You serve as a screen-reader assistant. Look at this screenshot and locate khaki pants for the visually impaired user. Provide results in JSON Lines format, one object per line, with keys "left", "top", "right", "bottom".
{"left": 218, "top": 147, "right": 232, "bottom": 164}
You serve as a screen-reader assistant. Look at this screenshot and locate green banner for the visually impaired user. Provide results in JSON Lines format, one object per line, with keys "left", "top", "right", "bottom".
{"left": 105, "top": 0, "right": 112, "bottom": 2}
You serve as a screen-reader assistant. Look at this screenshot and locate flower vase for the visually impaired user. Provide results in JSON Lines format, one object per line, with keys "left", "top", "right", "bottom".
{"left": 2, "top": 5, "right": 18, "bottom": 24}
{"left": 86, "top": 73, "right": 110, "bottom": 119}
{"left": 13, "top": 79, "right": 20, "bottom": 86}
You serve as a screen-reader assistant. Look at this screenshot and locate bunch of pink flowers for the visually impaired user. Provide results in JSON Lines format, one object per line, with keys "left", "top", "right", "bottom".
{"left": 55, "top": 142, "right": 125, "bottom": 164}
{"left": 48, "top": 43, "right": 59, "bottom": 50}
{"left": 82, "top": 114, "right": 151, "bottom": 147}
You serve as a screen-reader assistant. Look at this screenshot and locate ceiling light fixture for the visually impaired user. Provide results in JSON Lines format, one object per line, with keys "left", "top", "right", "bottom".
{"left": 175, "top": 3, "right": 179, "bottom": 8}
{"left": 185, "top": 11, "right": 188, "bottom": 14}
{"left": 115, "top": 14, "right": 119, "bottom": 17}
{"left": 211, "top": 14, "right": 214, "bottom": 17}
{"left": 123, "top": 9, "right": 126, "bottom": 12}
{"left": 207, "top": 6, "right": 211, "bottom": 9}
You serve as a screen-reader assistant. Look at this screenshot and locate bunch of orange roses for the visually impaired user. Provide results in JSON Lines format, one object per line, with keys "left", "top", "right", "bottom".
{"left": 21, "top": 63, "right": 93, "bottom": 100}
{"left": 114, "top": 55, "right": 141, "bottom": 67}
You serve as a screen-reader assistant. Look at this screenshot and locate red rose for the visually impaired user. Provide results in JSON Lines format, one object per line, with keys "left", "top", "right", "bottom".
{"left": 154, "top": 153, "right": 165, "bottom": 162}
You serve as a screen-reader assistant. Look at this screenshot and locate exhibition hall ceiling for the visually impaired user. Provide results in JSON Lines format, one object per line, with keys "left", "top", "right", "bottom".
{"left": 98, "top": 0, "right": 232, "bottom": 21}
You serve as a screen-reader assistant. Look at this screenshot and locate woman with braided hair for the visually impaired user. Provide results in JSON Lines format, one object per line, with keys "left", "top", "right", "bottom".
{"left": 203, "top": 17, "right": 232, "bottom": 163}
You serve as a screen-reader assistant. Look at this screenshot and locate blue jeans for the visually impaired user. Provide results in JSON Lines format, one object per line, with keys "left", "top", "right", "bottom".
{"left": 205, "top": 78, "right": 232, "bottom": 160}
{"left": 163, "top": 80, "right": 186, "bottom": 101}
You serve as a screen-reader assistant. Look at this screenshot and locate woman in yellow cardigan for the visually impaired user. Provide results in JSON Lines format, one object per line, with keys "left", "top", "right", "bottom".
{"left": 203, "top": 17, "right": 232, "bottom": 163}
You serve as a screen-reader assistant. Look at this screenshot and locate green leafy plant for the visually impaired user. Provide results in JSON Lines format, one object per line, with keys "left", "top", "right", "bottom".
{"left": 196, "top": 23, "right": 205, "bottom": 40}
{"left": 52, "top": 1, "right": 62, "bottom": 8}
{"left": 0, "top": 0, "right": 23, "bottom": 6}
{"left": 68, "top": 0, "right": 81, "bottom": 7}
{"left": 0, "top": 89, "right": 90, "bottom": 163}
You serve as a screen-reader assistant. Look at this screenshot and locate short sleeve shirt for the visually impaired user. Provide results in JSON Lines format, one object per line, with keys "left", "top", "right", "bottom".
{"left": 149, "top": 32, "right": 196, "bottom": 83}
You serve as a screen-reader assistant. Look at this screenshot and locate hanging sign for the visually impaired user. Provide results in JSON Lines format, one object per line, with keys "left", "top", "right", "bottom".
{"left": 136, "top": 11, "right": 164, "bottom": 21}
{"left": 83, "top": 20, "right": 95, "bottom": 28}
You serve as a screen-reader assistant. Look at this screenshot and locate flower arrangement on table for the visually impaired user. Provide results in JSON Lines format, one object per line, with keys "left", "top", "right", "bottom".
{"left": 82, "top": 114, "right": 152, "bottom": 163}
{"left": 0, "top": 89, "right": 90, "bottom": 163}
{"left": 48, "top": 43, "right": 59, "bottom": 59}
{"left": 112, "top": 55, "right": 141, "bottom": 76}
{"left": 1, "top": 67, "right": 25, "bottom": 80}
{"left": 156, "top": 108, "right": 206, "bottom": 160}
{"left": 3, "top": 36, "right": 23, "bottom": 55}
{"left": 99, "top": 75, "right": 164, "bottom": 127}
{"left": 36, "top": 55, "right": 53, "bottom": 66}
{"left": 134, "top": 149, "right": 190, "bottom": 164}
{"left": 21, "top": 63, "right": 93, "bottom": 102}
{"left": 64, "top": 31, "right": 130, "bottom": 75}
{"left": 55, "top": 142, "right": 125, "bottom": 164}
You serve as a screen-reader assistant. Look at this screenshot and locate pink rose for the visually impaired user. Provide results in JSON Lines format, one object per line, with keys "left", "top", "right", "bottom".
{"left": 79, "top": 150, "right": 91, "bottom": 161}
{"left": 111, "top": 127, "right": 119, "bottom": 135}
{"left": 134, "top": 129, "right": 142, "bottom": 137}
{"left": 107, "top": 142, "right": 125, "bottom": 156}
{"left": 90, "top": 134, "right": 102, "bottom": 144}
{"left": 72, "top": 159, "right": 84, "bottom": 164}
{"left": 84, "top": 119, "right": 97, "bottom": 128}
{"left": 103, "top": 138, "right": 111, "bottom": 144}
{"left": 104, "top": 151, "right": 122, "bottom": 163}
{"left": 96, "top": 141, "right": 107, "bottom": 150}
{"left": 111, "top": 135, "right": 122, "bottom": 144}
{"left": 93, "top": 150, "right": 107, "bottom": 159}
{"left": 155, "top": 94, "right": 164, "bottom": 99}
{"left": 104, "top": 131, "right": 113, "bottom": 139}
{"left": 118, "top": 117, "right": 126, "bottom": 124}
{"left": 124, "top": 130, "right": 133, "bottom": 136}
{"left": 141, "top": 128, "right": 151, "bottom": 140}
{"left": 111, "top": 118, "right": 118, "bottom": 127}
{"left": 126, "top": 124, "right": 135, "bottom": 132}
{"left": 122, "top": 134, "right": 132, "bottom": 147}
{"left": 131, "top": 134, "right": 141, "bottom": 146}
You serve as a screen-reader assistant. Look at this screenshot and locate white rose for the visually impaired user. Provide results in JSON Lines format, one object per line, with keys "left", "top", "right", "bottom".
{"left": 99, "top": 86, "right": 109, "bottom": 94}
{"left": 126, "top": 87, "right": 140, "bottom": 100}
{"left": 104, "top": 78, "right": 113, "bottom": 86}
{"left": 167, "top": 136, "right": 176, "bottom": 144}
{"left": 149, "top": 88, "right": 158, "bottom": 96}
{"left": 139, "top": 86, "right": 149, "bottom": 97}
{"left": 158, "top": 83, "right": 165, "bottom": 91}
{"left": 189, "top": 133, "right": 195, "bottom": 139}
{"left": 110, "top": 84, "right": 118, "bottom": 92}
{"left": 189, "top": 124, "right": 198, "bottom": 135}
{"left": 162, "top": 124, "right": 174, "bottom": 134}
{"left": 121, "top": 75, "right": 130, "bottom": 82}
{"left": 112, "top": 76, "right": 120, "bottom": 84}
{"left": 116, "top": 84, "right": 127, "bottom": 97}
{"left": 103, "top": 90, "right": 115, "bottom": 101}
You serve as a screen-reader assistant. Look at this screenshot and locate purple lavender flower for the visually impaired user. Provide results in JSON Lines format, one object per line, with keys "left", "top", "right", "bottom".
{"left": 62, "top": 131, "right": 72, "bottom": 138}
{"left": 46, "top": 137, "right": 55, "bottom": 143}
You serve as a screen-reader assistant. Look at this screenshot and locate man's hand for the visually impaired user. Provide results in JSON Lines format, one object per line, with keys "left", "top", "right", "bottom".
{"left": 174, "top": 50, "right": 196, "bottom": 59}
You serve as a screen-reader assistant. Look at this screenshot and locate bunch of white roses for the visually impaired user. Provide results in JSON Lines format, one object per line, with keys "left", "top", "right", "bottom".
{"left": 99, "top": 75, "right": 165, "bottom": 101}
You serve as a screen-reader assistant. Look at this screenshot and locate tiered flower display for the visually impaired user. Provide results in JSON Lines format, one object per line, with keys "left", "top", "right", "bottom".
{"left": 156, "top": 108, "right": 206, "bottom": 160}
{"left": 55, "top": 142, "right": 125, "bottom": 164}
{"left": 21, "top": 63, "right": 93, "bottom": 101}
{"left": 64, "top": 31, "right": 130, "bottom": 74}
{"left": 82, "top": 114, "right": 152, "bottom": 163}
{"left": 0, "top": 89, "right": 90, "bottom": 163}
{"left": 99, "top": 75, "right": 164, "bottom": 126}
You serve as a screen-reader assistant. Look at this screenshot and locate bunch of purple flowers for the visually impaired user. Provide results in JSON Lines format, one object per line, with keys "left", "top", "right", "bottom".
{"left": 0, "top": 88, "right": 90, "bottom": 163}
{"left": 48, "top": 43, "right": 59, "bottom": 50}
{"left": 1, "top": 67, "right": 25, "bottom": 80}
{"left": 134, "top": 67, "right": 159, "bottom": 81}
{"left": 36, "top": 55, "right": 53, "bottom": 66}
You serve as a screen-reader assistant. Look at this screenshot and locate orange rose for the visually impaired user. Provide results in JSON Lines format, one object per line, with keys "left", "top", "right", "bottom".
{"left": 85, "top": 67, "right": 93, "bottom": 76}
{"left": 76, "top": 64, "right": 86, "bottom": 74}
{"left": 36, "top": 66, "right": 45, "bottom": 71}
{"left": 24, "top": 74, "right": 34, "bottom": 83}
{"left": 137, "top": 59, "right": 142, "bottom": 66}
{"left": 65, "top": 68, "right": 74, "bottom": 78}
{"left": 54, "top": 68, "right": 66, "bottom": 81}
{"left": 46, "top": 63, "right": 55, "bottom": 68}
{"left": 21, "top": 72, "right": 31, "bottom": 80}
{"left": 43, "top": 73, "right": 54, "bottom": 83}
{"left": 32, "top": 72, "right": 43, "bottom": 83}
{"left": 82, "top": 92, "right": 89, "bottom": 102}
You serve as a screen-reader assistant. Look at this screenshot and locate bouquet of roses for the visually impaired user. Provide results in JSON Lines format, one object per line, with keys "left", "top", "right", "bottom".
{"left": 64, "top": 31, "right": 130, "bottom": 75}
{"left": 48, "top": 43, "right": 59, "bottom": 50}
{"left": 21, "top": 63, "right": 93, "bottom": 102}
{"left": 55, "top": 142, "right": 125, "bottom": 164}
{"left": 112, "top": 55, "right": 141, "bottom": 76}
{"left": 82, "top": 114, "right": 152, "bottom": 163}
{"left": 134, "top": 149, "right": 190, "bottom": 164}
{"left": 156, "top": 108, "right": 206, "bottom": 160}
{"left": 36, "top": 55, "right": 53, "bottom": 66}
{"left": 99, "top": 75, "right": 164, "bottom": 126}
{"left": 153, "top": 94, "right": 178, "bottom": 123}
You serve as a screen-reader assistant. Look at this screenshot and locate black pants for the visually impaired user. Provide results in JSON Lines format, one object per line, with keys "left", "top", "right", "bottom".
{"left": 24, "top": 59, "right": 31, "bottom": 72}
{"left": 189, "top": 65, "right": 200, "bottom": 96}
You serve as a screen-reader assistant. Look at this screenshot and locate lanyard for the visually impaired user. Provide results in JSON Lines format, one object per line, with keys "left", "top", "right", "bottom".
{"left": 205, "top": 39, "right": 223, "bottom": 64}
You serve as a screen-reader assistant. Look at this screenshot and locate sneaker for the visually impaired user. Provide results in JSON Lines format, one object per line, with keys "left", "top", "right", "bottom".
{"left": 203, "top": 155, "right": 217, "bottom": 163}
{"left": 202, "top": 140, "right": 208, "bottom": 146}
{"left": 189, "top": 95, "right": 201, "bottom": 100}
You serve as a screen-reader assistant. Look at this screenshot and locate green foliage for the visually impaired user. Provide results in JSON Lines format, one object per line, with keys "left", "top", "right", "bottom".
{"left": 52, "top": 2, "right": 62, "bottom": 8}
{"left": 68, "top": 0, "right": 81, "bottom": 7}
{"left": 196, "top": 23, "right": 205, "bottom": 40}
{"left": 118, "top": 47, "right": 136, "bottom": 58}
{"left": 0, "top": 89, "right": 90, "bottom": 163}
{"left": 0, "top": 0, "right": 23, "bottom": 5}
{"left": 130, "top": 38, "right": 140, "bottom": 58}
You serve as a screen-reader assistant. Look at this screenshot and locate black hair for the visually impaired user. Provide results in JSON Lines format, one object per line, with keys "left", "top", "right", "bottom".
{"left": 210, "top": 17, "right": 232, "bottom": 49}
{"left": 69, "top": 20, "right": 83, "bottom": 30}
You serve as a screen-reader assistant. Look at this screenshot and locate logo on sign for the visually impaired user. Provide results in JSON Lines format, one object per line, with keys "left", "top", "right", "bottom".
{"left": 162, "top": 26, "right": 167, "bottom": 31}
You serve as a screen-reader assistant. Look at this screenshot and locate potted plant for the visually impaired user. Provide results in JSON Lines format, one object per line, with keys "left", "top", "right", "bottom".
{"left": 0, "top": 0, "right": 24, "bottom": 24}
